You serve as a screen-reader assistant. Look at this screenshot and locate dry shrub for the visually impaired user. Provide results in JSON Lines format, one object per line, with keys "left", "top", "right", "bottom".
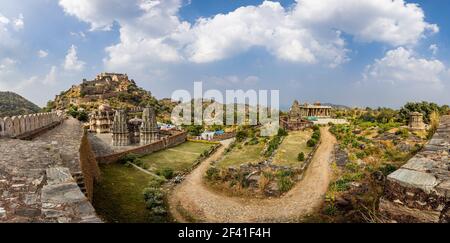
{"left": 258, "top": 173, "right": 270, "bottom": 191}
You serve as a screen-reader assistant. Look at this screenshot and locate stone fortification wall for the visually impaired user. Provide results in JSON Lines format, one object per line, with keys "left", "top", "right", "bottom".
{"left": 0, "top": 112, "right": 64, "bottom": 140}
{"left": 96, "top": 131, "right": 187, "bottom": 164}
{"left": 380, "top": 115, "right": 450, "bottom": 223}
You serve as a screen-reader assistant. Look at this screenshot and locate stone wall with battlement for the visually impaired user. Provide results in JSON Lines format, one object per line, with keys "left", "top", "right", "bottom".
{"left": 0, "top": 112, "right": 64, "bottom": 139}
{"left": 380, "top": 115, "right": 450, "bottom": 223}
{"left": 96, "top": 131, "right": 187, "bottom": 164}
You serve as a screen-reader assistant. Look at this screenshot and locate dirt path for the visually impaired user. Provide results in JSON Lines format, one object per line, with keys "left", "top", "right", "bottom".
{"left": 168, "top": 127, "right": 337, "bottom": 223}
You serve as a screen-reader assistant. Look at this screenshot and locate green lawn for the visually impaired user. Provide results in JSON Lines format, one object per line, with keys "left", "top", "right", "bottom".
{"left": 273, "top": 130, "right": 313, "bottom": 167}
{"left": 93, "top": 141, "right": 215, "bottom": 223}
{"left": 93, "top": 163, "right": 158, "bottom": 223}
{"left": 140, "top": 141, "right": 215, "bottom": 173}
{"left": 216, "top": 141, "right": 266, "bottom": 168}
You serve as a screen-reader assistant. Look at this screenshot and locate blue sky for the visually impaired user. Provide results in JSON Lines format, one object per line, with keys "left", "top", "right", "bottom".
{"left": 0, "top": 0, "right": 449, "bottom": 109}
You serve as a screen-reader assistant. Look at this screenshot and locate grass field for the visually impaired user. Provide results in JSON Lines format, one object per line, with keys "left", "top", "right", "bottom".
{"left": 93, "top": 163, "right": 157, "bottom": 223}
{"left": 140, "top": 141, "right": 215, "bottom": 173}
{"left": 93, "top": 141, "right": 215, "bottom": 223}
{"left": 216, "top": 141, "right": 266, "bottom": 168}
{"left": 273, "top": 130, "right": 313, "bottom": 167}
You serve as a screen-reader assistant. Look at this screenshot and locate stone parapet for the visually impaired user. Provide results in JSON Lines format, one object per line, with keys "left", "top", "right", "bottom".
{"left": 380, "top": 115, "right": 450, "bottom": 223}
{"left": 0, "top": 111, "right": 64, "bottom": 139}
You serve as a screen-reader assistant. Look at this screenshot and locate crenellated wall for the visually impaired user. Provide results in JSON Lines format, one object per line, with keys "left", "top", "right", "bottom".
{"left": 0, "top": 112, "right": 64, "bottom": 139}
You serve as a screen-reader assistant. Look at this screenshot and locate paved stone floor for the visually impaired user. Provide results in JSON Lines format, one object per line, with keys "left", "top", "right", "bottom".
{"left": 88, "top": 133, "right": 148, "bottom": 157}
{"left": 0, "top": 118, "right": 101, "bottom": 223}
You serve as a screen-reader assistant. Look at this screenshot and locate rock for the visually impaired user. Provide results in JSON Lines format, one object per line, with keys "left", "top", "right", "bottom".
{"left": 388, "top": 169, "right": 438, "bottom": 194}
{"left": 14, "top": 208, "right": 41, "bottom": 217}
{"left": 174, "top": 176, "right": 183, "bottom": 184}
{"left": 41, "top": 183, "right": 86, "bottom": 204}
{"left": 336, "top": 197, "right": 352, "bottom": 210}
{"left": 0, "top": 207, "right": 6, "bottom": 218}
{"left": 43, "top": 209, "right": 64, "bottom": 218}
{"left": 372, "top": 171, "right": 385, "bottom": 182}
{"left": 264, "top": 182, "right": 280, "bottom": 197}
{"left": 335, "top": 146, "right": 349, "bottom": 167}
{"left": 46, "top": 167, "right": 73, "bottom": 185}
{"left": 396, "top": 143, "right": 412, "bottom": 152}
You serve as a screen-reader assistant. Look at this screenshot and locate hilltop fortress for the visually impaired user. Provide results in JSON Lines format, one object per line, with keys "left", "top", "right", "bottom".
{"left": 52, "top": 73, "right": 154, "bottom": 112}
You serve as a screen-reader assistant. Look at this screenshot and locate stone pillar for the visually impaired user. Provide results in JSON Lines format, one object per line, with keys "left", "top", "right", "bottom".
{"left": 112, "top": 110, "right": 129, "bottom": 146}
{"left": 140, "top": 107, "right": 159, "bottom": 146}
{"left": 409, "top": 112, "right": 426, "bottom": 130}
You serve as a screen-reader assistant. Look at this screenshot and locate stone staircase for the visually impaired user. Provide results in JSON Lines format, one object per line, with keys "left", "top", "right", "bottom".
{"left": 72, "top": 172, "right": 88, "bottom": 197}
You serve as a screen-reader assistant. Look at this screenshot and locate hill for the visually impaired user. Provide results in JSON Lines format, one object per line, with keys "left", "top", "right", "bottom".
{"left": 45, "top": 73, "right": 179, "bottom": 121}
{"left": 47, "top": 73, "right": 158, "bottom": 111}
{"left": 0, "top": 91, "right": 41, "bottom": 117}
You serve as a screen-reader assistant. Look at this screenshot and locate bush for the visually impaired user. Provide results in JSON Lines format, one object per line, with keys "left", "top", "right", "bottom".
{"left": 143, "top": 187, "right": 165, "bottom": 215}
{"left": 276, "top": 169, "right": 294, "bottom": 193}
{"left": 236, "top": 130, "right": 248, "bottom": 142}
{"left": 307, "top": 138, "right": 318, "bottom": 147}
{"left": 323, "top": 203, "right": 337, "bottom": 216}
{"left": 118, "top": 153, "right": 140, "bottom": 165}
{"left": 247, "top": 136, "right": 259, "bottom": 145}
{"left": 205, "top": 166, "right": 220, "bottom": 180}
{"left": 277, "top": 128, "right": 288, "bottom": 137}
{"left": 395, "top": 128, "right": 410, "bottom": 139}
{"left": 264, "top": 135, "right": 282, "bottom": 157}
{"left": 156, "top": 167, "right": 174, "bottom": 180}
{"left": 333, "top": 179, "right": 350, "bottom": 192}
{"left": 297, "top": 152, "right": 305, "bottom": 162}
{"left": 77, "top": 110, "right": 89, "bottom": 122}
{"left": 380, "top": 164, "right": 397, "bottom": 176}
{"left": 277, "top": 176, "right": 294, "bottom": 193}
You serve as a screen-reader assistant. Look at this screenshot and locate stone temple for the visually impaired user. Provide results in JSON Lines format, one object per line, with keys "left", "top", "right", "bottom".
{"left": 111, "top": 107, "right": 159, "bottom": 146}
{"left": 88, "top": 104, "right": 114, "bottom": 134}
{"left": 281, "top": 100, "right": 332, "bottom": 131}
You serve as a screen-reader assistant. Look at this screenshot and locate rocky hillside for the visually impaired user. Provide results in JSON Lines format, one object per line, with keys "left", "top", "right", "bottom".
{"left": 47, "top": 73, "right": 157, "bottom": 111}
{"left": 45, "top": 73, "right": 180, "bottom": 121}
{"left": 0, "top": 91, "right": 41, "bottom": 117}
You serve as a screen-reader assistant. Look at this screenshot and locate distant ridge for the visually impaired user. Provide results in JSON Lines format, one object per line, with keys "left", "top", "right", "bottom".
{"left": 321, "top": 103, "right": 351, "bottom": 110}
{"left": 0, "top": 91, "right": 41, "bottom": 117}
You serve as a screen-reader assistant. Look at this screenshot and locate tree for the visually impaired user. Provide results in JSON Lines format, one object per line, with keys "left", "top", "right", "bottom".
{"left": 236, "top": 130, "right": 248, "bottom": 142}
{"left": 298, "top": 152, "right": 305, "bottom": 162}
{"left": 399, "top": 101, "right": 443, "bottom": 124}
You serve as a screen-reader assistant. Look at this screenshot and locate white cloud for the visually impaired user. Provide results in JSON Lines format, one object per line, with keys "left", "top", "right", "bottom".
{"left": 58, "top": 0, "right": 438, "bottom": 70}
{"left": 293, "top": 0, "right": 438, "bottom": 46}
{"left": 63, "top": 45, "right": 85, "bottom": 71}
{"left": 37, "top": 50, "right": 48, "bottom": 58}
{"left": 13, "top": 14, "right": 24, "bottom": 30}
{"left": 364, "top": 47, "right": 448, "bottom": 86}
{"left": 429, "top": 44, "right": 438, "bottom": 55}
{"left": 43, "top": 66, "right": 58, "bottom": 85}
{"left": 0, "top": 58, "right": 16, "bottom": 72}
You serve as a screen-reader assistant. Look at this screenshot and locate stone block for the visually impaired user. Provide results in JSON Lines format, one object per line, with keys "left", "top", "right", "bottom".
{"left": 436, "top": 180, "right": 450, "bottom": 198}
{"left": 387, "top": 169, "right": 438, "bottom": 194}
{"left": 45, "top": 167, "right": 73, "bottom": 185}
{"left": 41, "top": 183, "right": 86, "bottom": 204}
{"left": 402, "top": 158, "right": 436, "bottom": 172}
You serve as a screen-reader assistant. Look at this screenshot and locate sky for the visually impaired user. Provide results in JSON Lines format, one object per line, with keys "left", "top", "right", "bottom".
{"left": 0, "top": 0, "right": 450, "bottom": 109}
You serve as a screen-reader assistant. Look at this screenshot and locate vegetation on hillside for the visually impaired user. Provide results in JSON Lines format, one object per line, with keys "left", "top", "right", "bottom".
{"left": 0, "top": 91, "right": 41, "bottom": 117}
{"left": 311, "top": 105, "right": 431, "bottom": 223}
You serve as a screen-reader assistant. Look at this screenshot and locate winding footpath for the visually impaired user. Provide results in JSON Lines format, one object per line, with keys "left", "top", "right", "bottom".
{"left": 168, "top": 127, "right": 337, "bottom": 223}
